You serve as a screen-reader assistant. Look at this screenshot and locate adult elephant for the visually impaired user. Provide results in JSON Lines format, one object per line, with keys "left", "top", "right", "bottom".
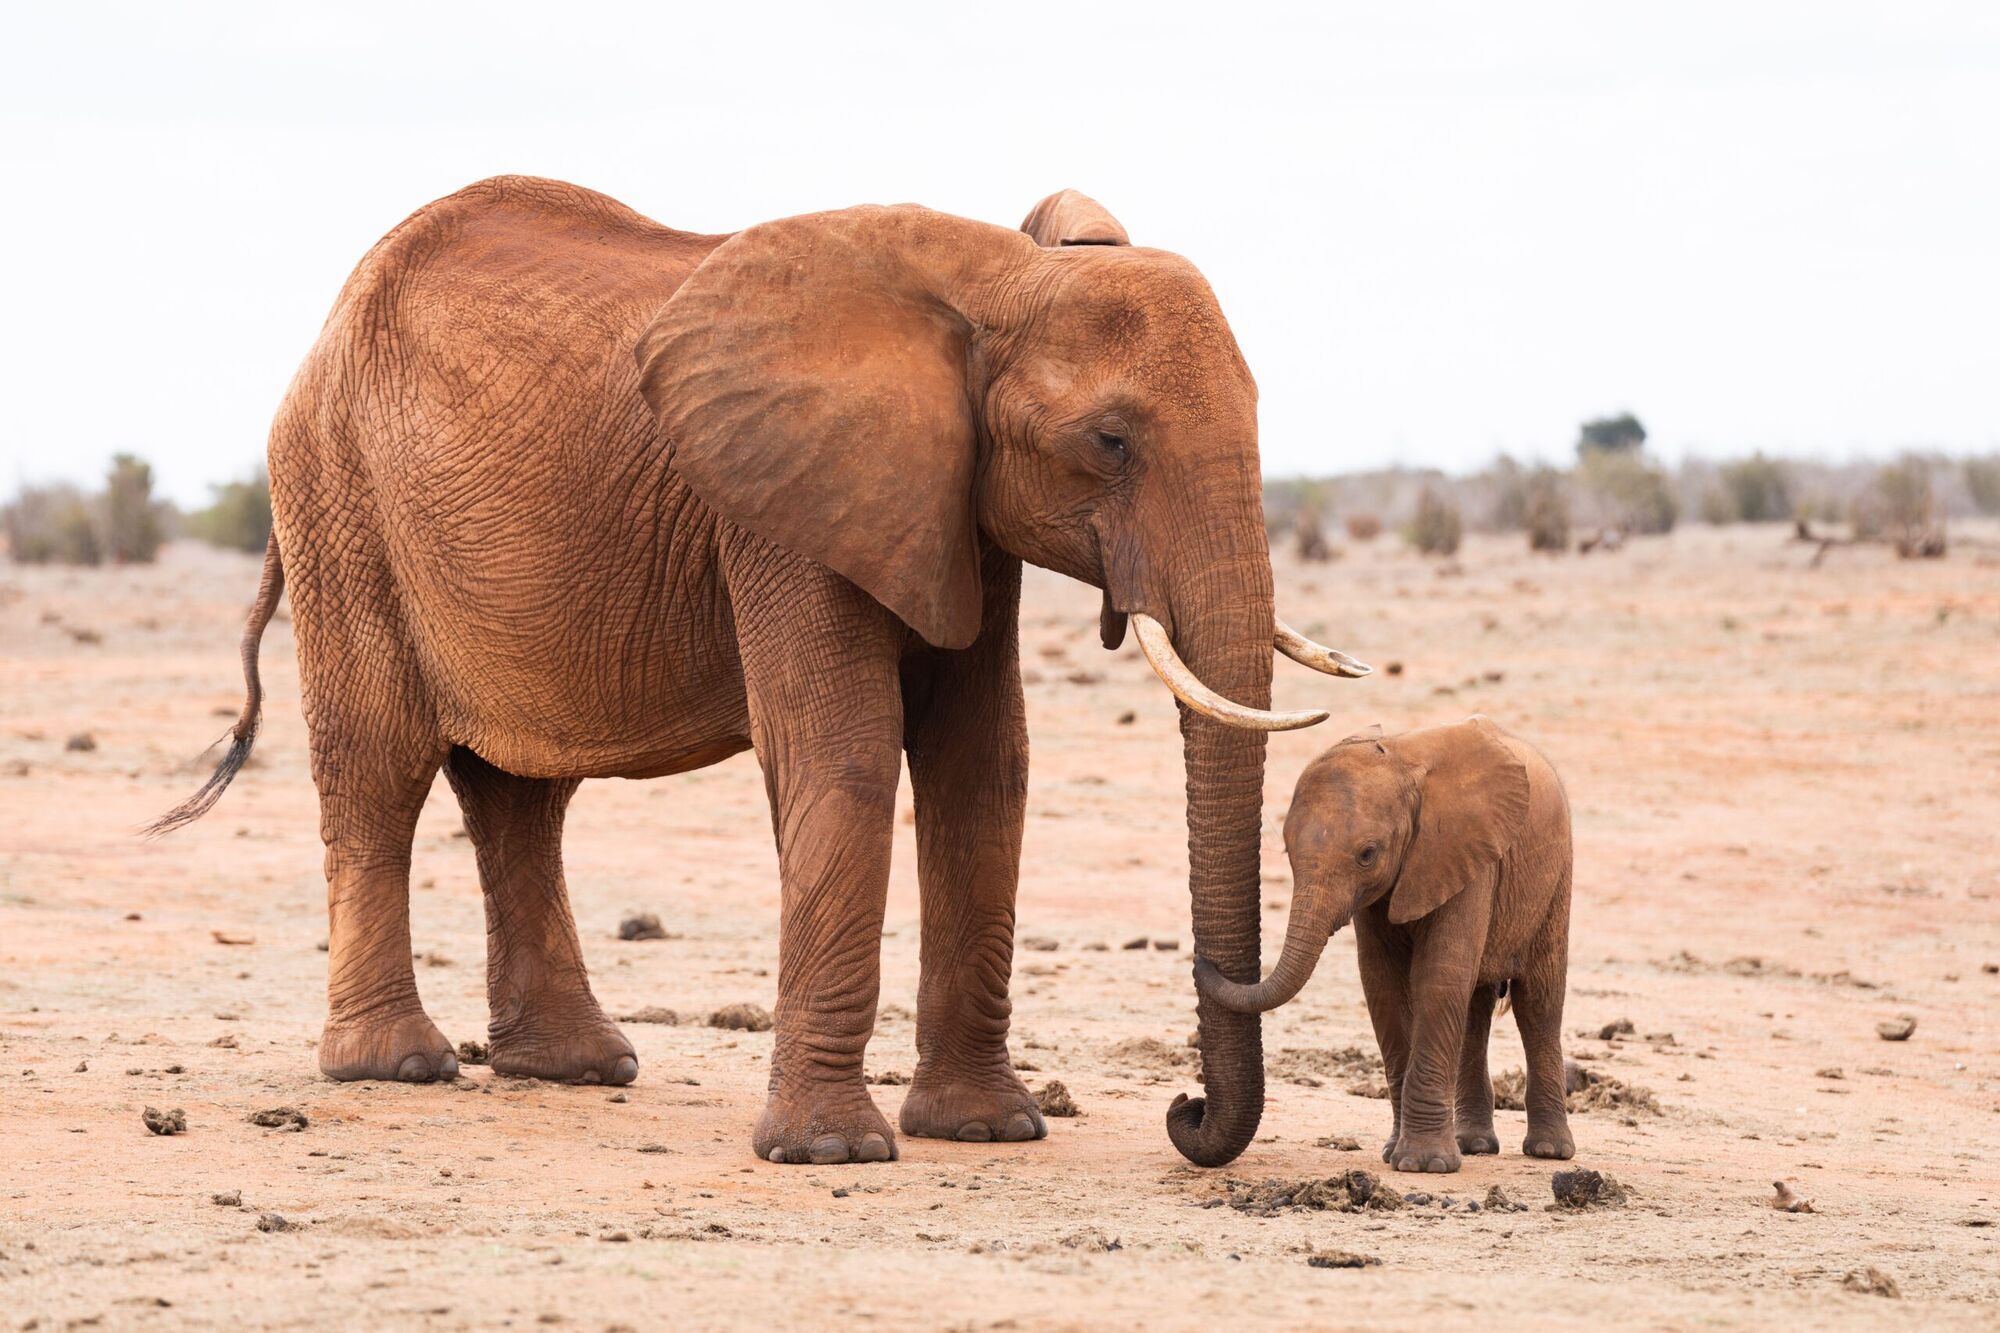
{"left": 155, "top": 177, "right": 1364, "bottom": 1168}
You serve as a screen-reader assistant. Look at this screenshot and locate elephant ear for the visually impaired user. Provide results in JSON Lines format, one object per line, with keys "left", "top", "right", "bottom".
{"left": 1386, "top": 716, "right": 1531, "bottom": 924}
{"left": 1019, "top": 189, "right": 1130, "bottom": 247}
{"left": 637, "top": 205, "right": 1021, "bottom": 650}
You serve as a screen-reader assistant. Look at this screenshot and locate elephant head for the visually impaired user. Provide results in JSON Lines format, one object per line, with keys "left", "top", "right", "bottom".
{"left": 634, "top": 204, "right": 1366, "bottom": 1165}
{"left": 1195, "top": 718, "right": 1531, "bottom": 1014}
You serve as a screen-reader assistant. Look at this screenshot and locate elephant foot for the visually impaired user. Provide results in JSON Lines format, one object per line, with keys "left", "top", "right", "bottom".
{"left": 756, "top": 1084, "right": 897, "bottom": 1165}
{"left": 1523, "top": 1117, "right": 1575, "bottom": 1160}
{"left": 320, "top": 1006, "right": 458, "bottom": 1083}
{"left": 489, "top": 1011, "right": 637, "bottom": 1086}
{"left": 1389, "top": 1132, "right": 1462, "bottom": 1174}
{"left": 1456, "top": 1124, "right": 1502, "bottom": 1155}
{"left": 898, "top": 1067, "right": 1046, "bottom": 1144}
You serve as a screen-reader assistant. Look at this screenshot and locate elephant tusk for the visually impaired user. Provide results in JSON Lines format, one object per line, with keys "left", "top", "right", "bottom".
{"left": 1130, "top": 613, "right": 1330, "bottom": 732}
{"left": 1274, "top": 616, "right": 1372, "bottom": 678}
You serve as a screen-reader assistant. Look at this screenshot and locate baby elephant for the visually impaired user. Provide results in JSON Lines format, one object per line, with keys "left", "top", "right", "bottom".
{"left": 1196, "top": 716, "right": 1573, "bottom": 1173}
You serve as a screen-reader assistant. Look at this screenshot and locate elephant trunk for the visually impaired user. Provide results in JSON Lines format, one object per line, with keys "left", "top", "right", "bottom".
{"left": 1161, "top": 541, "right": 1276, "bottom": 1169}
{"left": 1194, "top": 882, "right": 1342, "bottom": 1014}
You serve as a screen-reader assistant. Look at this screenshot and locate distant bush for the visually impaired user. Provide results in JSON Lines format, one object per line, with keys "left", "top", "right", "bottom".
{"left": 1484, "top": 456, "right": 1528, "bottom": 531}
{"left": 1406, "top": 486, "right": 1462, "bottom": 555}
{"left": 1294, "top": 508, "right": 1334, "bottom": 562}
{"left": 1857, "top": 455, "right": 1942, "bottom": 555}
{"left": 1343, "top": 512, "right": 1382, "bottom": 541}
{"left": 1525, "top": 469, "right": 1570, "bottom": 551}
{"left": 1576, "top": 413, "right": 1647, "bottom": 457}
{"left": 1967, "top": 456, "right": 2000, "bottom": 516}
{"left": 185, "top": 469, "right": 273, "bottom": 553}
{"left": 1577, "top": 450, "right": 1677, "bottom": 534}
{"left": 4, "top": 484, "right": 101, "bottom": 565}
{"left": 1713, "top": 454, "right": 1793, "bottom": 524}
{"left": 101, "top": 454, "right": 165, "bottom": 563}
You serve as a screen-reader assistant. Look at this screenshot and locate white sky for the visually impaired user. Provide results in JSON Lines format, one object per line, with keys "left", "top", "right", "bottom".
{"left": 5, "top": 2, "right": 1996, "bottom": 506}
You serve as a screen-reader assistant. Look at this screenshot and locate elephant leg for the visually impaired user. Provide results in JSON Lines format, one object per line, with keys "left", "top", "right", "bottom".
{"left": 1388, "top": 892, "right": 1492, "bottom": 1173}
{"left": 442, "top": 748, "right": 634, "bottom": 1086}
{"left": 731, "top": 546, "right": 905, "bottom": 1165}
{"left": 1353, "top": 914, "right": 1412, "bottom": 1164}
{"left": 1513, "top": 907, "right": 1575, "bottom": 1160}
{"left": 1454, "top": 984, "right": 1501, "bottom": 1154}
{"left": 897, "top": 555, "right": 1042, "bottom": 1144}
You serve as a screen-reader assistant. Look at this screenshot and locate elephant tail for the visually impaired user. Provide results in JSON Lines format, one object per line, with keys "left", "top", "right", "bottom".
{"left": 146, "top": 532, "right": 285, "bottom": 836}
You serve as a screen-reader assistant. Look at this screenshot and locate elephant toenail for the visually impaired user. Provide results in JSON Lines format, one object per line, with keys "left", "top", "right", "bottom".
{"left": 396, "top": 1053, "right": 432, "bottom": 1082}
{"left": 809, "top": 1135, "right": 849, "bottom": 1164}
{"left": 956, "top": 1122, "right": 993, "bottom": 1143}
{"left": 855, "top": 1133, "right": 892, "bottom": 1163}
{"left": 437, "top": 1051, "right": 459, "bottom": 1081}
{"left": 608, "top": 1055, "right": 638, "bottom": 1085}
{"left": 767, "top": 1147, "right": 787, "bottom": 1164}
{"left": 575, "top": 1069, "right": 602, "bottom": 1085}
{"left": 1003, "top": 1113, "right": 1037, "bottom": 1141}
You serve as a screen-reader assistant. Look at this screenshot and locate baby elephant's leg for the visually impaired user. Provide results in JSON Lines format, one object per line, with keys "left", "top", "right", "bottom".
{"left": 1454, "top": 984, "right": 1502, "bottom": 1154}
{"left": 1353, "top": 918, "right": 1412, "bottom": 1164}
{"left": 1512, "top": 925, "right": 1575, "bottom": 1160}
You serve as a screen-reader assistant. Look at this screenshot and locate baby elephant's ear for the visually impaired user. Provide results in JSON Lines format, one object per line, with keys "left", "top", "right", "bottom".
{"left": 1386, "top": 717, "right": 1531, "bottom": 924}
{"left": 1019, "top": 189, "right": 1130, "bottom": 247}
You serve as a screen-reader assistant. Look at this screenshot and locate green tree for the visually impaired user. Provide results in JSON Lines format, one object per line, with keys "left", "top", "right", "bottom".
{"left": 1576, "top": 413, "right": 1647, "bottom": 458}
{"left": 186, "top": 469, "right": 274, "bottom": 553}
{"left": 101, "top": 453, "right": 165, "bottom": 563}
{"left": 1715, "top": 453, "right": 1793, "bottom": 523}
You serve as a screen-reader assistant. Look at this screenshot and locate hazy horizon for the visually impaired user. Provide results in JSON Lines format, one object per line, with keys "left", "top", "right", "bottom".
{"left": 6, "top": 3, "right": 1996, "bottom": 507}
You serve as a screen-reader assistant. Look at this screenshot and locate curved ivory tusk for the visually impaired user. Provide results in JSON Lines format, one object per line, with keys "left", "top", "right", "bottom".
{"left": 1274, "top": 617, "right": 1373, "bottom": 678}
{"left": 1130, "top": 614, "right": 1330, "bottom": 732}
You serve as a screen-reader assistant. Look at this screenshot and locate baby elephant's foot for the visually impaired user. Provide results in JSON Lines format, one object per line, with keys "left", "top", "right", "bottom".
{"left": 756, "top": 1084, "right": 897, "bottom": 1165}
{"left": 1390, "top": 1133, "right": 1462, "bottom": 1174}
{"left": 1523, "top": 1118, "right": 1576, "bottom": 1160}
{"left": 320, "top": 1006, "right": 458, "bottom": 1083}
{"left": 1456, "top": 1124, "right": 1502, "bottom": 1155}
{"left": 489, "top": 1011, "right": 637, "bottom": 1086}
{"left": 899, "top": 1067, "right": 1046, "bottom": 1144}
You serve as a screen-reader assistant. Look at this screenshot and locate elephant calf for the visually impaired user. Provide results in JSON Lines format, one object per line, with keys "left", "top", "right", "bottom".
{"left": 1196, "top": 716, "right": 1575, "bottom": 1173}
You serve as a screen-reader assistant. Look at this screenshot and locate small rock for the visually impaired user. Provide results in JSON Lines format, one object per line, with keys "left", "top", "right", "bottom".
{"left": 1019, "top": 936, "right": 1060, "bottom": 952}
{"left": 210, "top": 1191, "right": 241, "bottom": 1207}
{"left": 607, "top": 1092, "right": 627, "bottom": 1104}
{"left": 709, "top": 1003, "right": 773, "bottom": 1032}
{"left": 1483, "top": 1184, "right": 1527, "bottom": 1213}
{"left": 1563, "top": 1060, "right": 1592, "bottom": 1095}
{"left": 618, "top": 1006, "right": 678, "bottom": 1025}
{"left": 1875, "top": 1016, "right": 1916, "bottom": 1041}
{"left": 248, "top": 1107, "right": 308, "bottom": 1132}
{"left": 456, "top": 1040, "right": 490, "bottom": 1065}
{"left": 210, "top": 930, "right": 255, "bottom": 946}
{"left": 1841, "top": 1267, "right": 1899, "bottom": 1298}
{"left": 1035, "top": 1080, "right": 1079, "bottom": 1117}
{"left": 1306, "top": 1250, "right": 1379, "bottom": 1269}
{"left": 1597, "top": 1018, "right": 1635, "bottom": 1040}
{"left": 1771, "top": 1180, "right": 1814, "bottom": 1213}
{"left": 1315, "top": 1135, "right": 1361, "bottom": 1151}
{"left": 1384, "top": 662, "right": 1404, "bottom": 676}
{"left": 618, "top": 913, "right": 669, "bottom": 941}
{"left": 1151, "top": 938, "right": 1180, "bottom": 951}
{"left": 1115, "top": 711, "right": 1136, "bottom": 725}
{"left": 73, "top": 1060, "right": 87, "bottom": 1073}
{"left": 142, "top": 1106, "right": 186, "bottom": 1136}
{"left": 1815, "top": 1067, "right": 1844, "bottom": 1080}
{"left": 831, "top": 1187, "right": 850, "bottom": 1198}
{"left": 1550, "top": 1168, "right": 1627, "bottom": 1209}
{"left": 1121, "top": 936, "right": 1149, "bottom": 950}
{"left": 65, "top": 732, "right": 97, "bottom": 752}
{"left": 256, "top": 1213, "right": 297, "bottom": 1233}
{"left": 209, "top": 1034, "right": 239, "bottom": 1049}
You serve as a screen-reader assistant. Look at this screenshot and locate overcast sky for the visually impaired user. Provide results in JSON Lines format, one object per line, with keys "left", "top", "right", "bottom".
{"left": 6, "top": 2, "right": 1996, "bottom": 505}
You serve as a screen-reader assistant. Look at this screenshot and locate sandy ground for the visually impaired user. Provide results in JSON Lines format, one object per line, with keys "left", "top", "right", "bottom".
{"left": 3, "top": 523, "right": 1998, "bottom": 1330}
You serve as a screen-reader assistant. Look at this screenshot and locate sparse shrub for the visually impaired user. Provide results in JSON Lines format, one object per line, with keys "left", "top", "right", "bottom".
{"left": 4, "top": 484, "right": 101, "bottom": 564}
{"left": 1576, "top": 413, "right": 1647, "bottom": 458}
{"left": 186, "top": 469, "right": 273, "bottom": 553}
{"left": 1295, "top": 508, "right": 1333, "bottom": 562}
{"left": 1577, "top": 450, "right": 1677, "bottom": 535}
{"left": 1343, "top": 512, "right": 1382, "bottom": 542}
{"left": 1715, "top": 454, "right": 1792, "bottom": 524}
{"left": 100, "top": 454, "right": 165, "bottom": 563}
{"left": 1485, "top": 456, "right": 1528, "bottom": 531}
{"left": 1698, "top": 486, "right": 1735, "bottom": 525}
{"left": 1967, "top": 456, "right": 2000, "bottom": 516}
{"left": 1525, "top": 469, "right": 1570, "bottom": 552}
{"left": 1406, "top": 486, "right": 1462, "bottom": 556}
{"left": 1861, "top": 454, "right": 1943, "bottom": 556}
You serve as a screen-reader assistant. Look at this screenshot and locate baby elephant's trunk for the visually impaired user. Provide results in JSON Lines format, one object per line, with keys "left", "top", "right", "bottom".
{"left": 1194, "top": 898, "right": 1336, "bottom": 1014}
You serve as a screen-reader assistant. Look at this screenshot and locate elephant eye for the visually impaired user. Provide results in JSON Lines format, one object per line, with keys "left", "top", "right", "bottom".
{"left": 1095, "top": 430, "right": 1129, "bottom": 459}
{"left": 1356, "top": 845, "right": 1380, "bottom": 868}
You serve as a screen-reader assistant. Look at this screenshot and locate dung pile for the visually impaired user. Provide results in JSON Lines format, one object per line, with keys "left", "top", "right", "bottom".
{"left": 1220, "top": 1169, "right": 1404, "bottom": 1217}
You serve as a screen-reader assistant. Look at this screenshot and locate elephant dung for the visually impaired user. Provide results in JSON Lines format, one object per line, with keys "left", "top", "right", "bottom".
{"left": 142, "top": 1106, "right": 186, "bottom": 1136}
{"left": 708, "top": 1003, "right": 773, "bottom": 1032}
{"left": 1550, "top": 1169, "right": 1628, "bottom": 1209}
{"left": 618, "top": 913, "right": 670, "bottom": 941}
{"left": 1034, "top": 1080, "right": 1079, "bottom": 1117}
{"left": 455, "top": 1040, "right": 490, "bottom": 1065}
{"left": 247, "top": 1106, "right": 308, "bottom": 1132}
{"left": 1306, "top": 1250, "right": 1380, "bottom": 1269}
